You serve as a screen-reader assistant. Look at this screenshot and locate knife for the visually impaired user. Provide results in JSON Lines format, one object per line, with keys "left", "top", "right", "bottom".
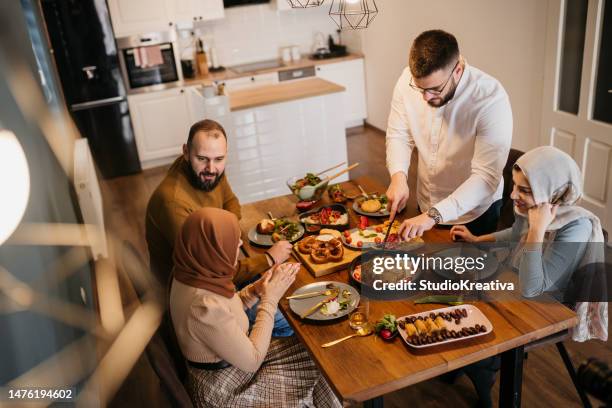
{"left": 300, "top": 292, "right": 338, "bottom": 319}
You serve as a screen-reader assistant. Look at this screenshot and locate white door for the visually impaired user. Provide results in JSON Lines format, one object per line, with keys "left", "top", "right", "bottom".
{"left": 128, "top": 88, "right": 191, "bottom": 162}
{"left": 541, "top": 0, "right": 612, "bottom": 232}
{"left": 315, "top": 59, "right": 367, "bottom": 127}
{"left": 107, "top": 0, "right": 172, "bottom": 37}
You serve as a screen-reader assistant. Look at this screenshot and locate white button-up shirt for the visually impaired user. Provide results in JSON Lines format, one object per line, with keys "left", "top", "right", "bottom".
{"left": 386, "top": 63, "right": 513, "bottom": 225}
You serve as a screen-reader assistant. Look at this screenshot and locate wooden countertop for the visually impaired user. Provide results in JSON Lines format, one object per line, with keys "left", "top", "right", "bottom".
{"left": 183, "top": 52, "right": 364, "bottom": 86}
{"left": 229, "top": 78, "right": 345, "bottom": 111}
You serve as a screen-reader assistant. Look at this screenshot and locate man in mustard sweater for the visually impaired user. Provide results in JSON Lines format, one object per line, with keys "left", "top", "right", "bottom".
{"left": 146, "top": 119, "right": 292, "bottom": 287}
{"left": 146, "top": 119, "right": 294, "bottom": 337}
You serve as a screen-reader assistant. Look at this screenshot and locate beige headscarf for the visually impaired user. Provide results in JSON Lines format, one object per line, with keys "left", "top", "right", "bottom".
{"left": 514, "top": 146, "right": 607, "bottom": 341}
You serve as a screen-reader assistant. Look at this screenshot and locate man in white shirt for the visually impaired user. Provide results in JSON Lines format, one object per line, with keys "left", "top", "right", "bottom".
{"left": 386, "top": 30, "right": 512, "bottom": 240}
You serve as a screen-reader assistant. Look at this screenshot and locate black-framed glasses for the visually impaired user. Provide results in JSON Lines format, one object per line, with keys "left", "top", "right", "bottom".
{"left": 409, "top": 60, "right": 459, "bottom": 96}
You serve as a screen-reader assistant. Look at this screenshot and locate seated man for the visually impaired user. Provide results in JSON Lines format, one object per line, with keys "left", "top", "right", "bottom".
{"left": 146, "top": 119, "right": 293, "bottom": 336}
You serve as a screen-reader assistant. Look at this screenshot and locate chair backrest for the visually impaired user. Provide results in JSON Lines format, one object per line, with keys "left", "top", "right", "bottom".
{"left": 145, "top": 323, "right": 193, "bottom": 408}
{"left": 119, "top": 241, "right": 192, "bottom": 407}
{"left": 498, "top": 148, "right": 525, "bottom": 230}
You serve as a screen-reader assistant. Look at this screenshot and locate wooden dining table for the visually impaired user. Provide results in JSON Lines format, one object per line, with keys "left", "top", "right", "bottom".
{"left": 239, "top": 176, "right": 578, "bottom": 408}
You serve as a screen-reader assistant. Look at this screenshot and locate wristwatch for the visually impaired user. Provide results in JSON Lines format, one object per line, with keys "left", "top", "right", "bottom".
{"left": 427, "top": 207, "right": 442, "bottom": 224}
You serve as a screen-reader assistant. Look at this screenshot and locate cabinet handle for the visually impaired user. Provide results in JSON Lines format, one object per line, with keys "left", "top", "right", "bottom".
{"left": 251, "top": 77, "right": 255, "bottom": 81}
{"left": 316, "top": 67, "right": 321, "bottom": 71}
{"left": 193, "top": 16, "right": 197, "bottom": 21}
{"left": 180, "top": 89, "right": 184, "bottom": 93}
{"left": 199, "top": 16, "right": 203, "bottom": 20}
{"left": 168, "top": 22, "right": 173, "bottom": 26}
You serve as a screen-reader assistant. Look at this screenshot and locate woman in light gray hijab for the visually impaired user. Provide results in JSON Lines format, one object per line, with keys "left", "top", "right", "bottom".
{"left": 451, "top": 146, "right": 607, "bottom": 341}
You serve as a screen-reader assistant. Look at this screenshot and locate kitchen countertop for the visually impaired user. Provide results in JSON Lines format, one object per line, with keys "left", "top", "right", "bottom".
{"left": 229, "top": 78, "right": 345, "bottom": 111}
{"left": 183, "top": 52, "right": 364, "bottom": 86}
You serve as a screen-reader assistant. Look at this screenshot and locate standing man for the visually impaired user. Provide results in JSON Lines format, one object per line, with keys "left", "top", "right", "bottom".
{"left": 385, "top": 30, "right": 513, "bottom": 240}
{"left": 146, "top": 119, "right": 292, "bottom": 287}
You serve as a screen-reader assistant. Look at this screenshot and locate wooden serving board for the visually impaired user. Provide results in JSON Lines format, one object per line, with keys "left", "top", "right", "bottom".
{"left": 292, "top": 242, "right": 361, "bottom": 277}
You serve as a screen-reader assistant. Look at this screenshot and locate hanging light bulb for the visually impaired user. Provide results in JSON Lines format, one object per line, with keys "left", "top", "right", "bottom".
{"left": 0, "top": 130, "right": 30, "bottom": 245}
{"left": 286, "top": 0, "right": 325, "bottom": 8}
{"left": 329, "top": 0, "right": 378, "bottom": 30}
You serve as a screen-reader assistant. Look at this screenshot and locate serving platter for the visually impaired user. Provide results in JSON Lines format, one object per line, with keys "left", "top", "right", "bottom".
{"left": 288, "top": 281, "right": 360, "bottom": 321}
{"left": 397, "top": 304, "right": 493, "bottom": 349}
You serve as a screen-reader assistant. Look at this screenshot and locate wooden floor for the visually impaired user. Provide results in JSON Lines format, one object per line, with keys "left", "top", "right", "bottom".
{"left": 102, "top": 125, "right": 610, "bottom": 407}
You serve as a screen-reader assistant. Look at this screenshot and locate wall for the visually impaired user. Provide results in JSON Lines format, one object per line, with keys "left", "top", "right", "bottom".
{"left": 358, "top": 0, "right": 549, "bottom": 152}
{"left": 181, "top": 2, "right": 339, "bottom": 67}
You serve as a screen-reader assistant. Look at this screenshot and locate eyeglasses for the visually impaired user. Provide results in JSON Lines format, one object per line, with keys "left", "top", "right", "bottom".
{"left": 409, "top": 60, "right": 459, "bottom": 96}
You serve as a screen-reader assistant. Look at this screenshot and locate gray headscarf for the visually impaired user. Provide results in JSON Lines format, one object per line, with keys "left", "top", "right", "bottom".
{"left": 514, "top": 146, "right": 607, "bottom": 341}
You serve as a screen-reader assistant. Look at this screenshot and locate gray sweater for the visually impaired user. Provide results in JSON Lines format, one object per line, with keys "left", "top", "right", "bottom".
{"left": 492, "top": 216, "right": 592, "bottom": 300}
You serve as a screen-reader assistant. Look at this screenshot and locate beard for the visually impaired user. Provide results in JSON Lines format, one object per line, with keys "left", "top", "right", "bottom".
{"left": 427, "top": 77, "right": 459, "bottom": 108}
{"left": 187, "top": 164, "right": 224, "bottom": 192}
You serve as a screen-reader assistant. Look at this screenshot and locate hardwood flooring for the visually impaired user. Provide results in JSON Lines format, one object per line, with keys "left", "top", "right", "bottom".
{"left": 101, "top": 125, "right": 610, "bottom": 407}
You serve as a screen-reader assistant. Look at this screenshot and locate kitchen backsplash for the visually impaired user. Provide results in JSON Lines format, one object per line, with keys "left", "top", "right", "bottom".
{"left": 177, "top": 3, "right": 341, "bottom": 67}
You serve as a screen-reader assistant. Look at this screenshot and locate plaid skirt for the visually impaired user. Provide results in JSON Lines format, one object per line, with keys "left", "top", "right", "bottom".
{"left": 187, "top": 337, "right": 342, "bottom": 408}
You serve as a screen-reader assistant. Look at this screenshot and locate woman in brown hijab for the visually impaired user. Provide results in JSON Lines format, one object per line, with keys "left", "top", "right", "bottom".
{"left": 169, "top": 208, "right": 341, "bottom": 408}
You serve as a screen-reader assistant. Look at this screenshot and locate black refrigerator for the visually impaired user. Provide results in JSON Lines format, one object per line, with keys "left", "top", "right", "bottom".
{"left": 41, "top": 0, "right": 141, "bottom": 178}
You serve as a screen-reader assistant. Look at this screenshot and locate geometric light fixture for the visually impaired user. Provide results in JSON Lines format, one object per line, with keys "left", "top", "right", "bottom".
{"left": 329, "top": 0, "right": 378, "bottom": 30}
{"left": 0, "top": 129, "right": 30, "bottom": 245}
{"left": 286, "top": 0, "right": 325, "bottom": 7}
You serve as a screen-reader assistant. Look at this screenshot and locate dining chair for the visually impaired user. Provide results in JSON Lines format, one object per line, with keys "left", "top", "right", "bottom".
{"left": 524, "top": 330, "right": 592, "bottom": 408}
{"left": 120, "top": 240, "right": 193, "bottom": 408}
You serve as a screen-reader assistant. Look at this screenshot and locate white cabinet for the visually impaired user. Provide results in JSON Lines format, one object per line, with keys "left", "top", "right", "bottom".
{"left": 108, "top": 0, "right": 172, "bottom": 37}
{"left": 227, "top": 92, "right": 347, "bottom": 203}
{"left": 128, "top": 87, "right": 193, "bottom": 164}
{"left": 108, "top": 0, "right": 224, "bottom": 37}
{"left": 171, "top": 0, "right": 224, "bottom": 24}
{"left": 129, "top": 85, "right": 231, "bottom": 168}
{"left": 222, "top": 73, "right": 279, "bottom": 92}
{"left": 316, "top": 58, "right": 367, "bottom": 127}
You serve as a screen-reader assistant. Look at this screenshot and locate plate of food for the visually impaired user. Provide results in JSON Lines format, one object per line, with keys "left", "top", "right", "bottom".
{"left": 340, "top": 219, "right": 402, "bottom": 250}
{"left": 248, "top": 218, "right": 304, "bottom": 247}
{"left": 287, "top": 281, "right": 360, "bottom": 321}
{"left": 397, "top": 305, "right": 493, "bottom": 348}
{"left": 353, "top": 194, "right": 390, "bottom": 217}
{"left": 299, "top": 204, "right": 349, "bottom": 230}
{"left": 328, "top": 184, "right": 348, "bottom": 203}
{"left": 296, "top": 230, "right": 345, "bottom": 265}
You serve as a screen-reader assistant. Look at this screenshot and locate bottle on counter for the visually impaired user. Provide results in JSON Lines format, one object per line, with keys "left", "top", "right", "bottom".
{"left": 195, "top": 39, "right": 209, "bottom": 76}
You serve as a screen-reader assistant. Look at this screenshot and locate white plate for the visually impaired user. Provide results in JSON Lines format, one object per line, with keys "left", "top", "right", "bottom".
{"left": 398, "top": 304, "right": 493, "bottom": 349}
{"left": 247, "top": 223, "right": 305, "bottom": 247}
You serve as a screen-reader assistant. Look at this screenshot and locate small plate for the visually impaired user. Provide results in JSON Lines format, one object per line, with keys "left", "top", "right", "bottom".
{"left": 288, "top": 281, "right": 360, "bottom": 321}
{"left": 298, "top": 204, "right": 350, "bottom": 231}
{"left": 397, "top": 304, "right": 493, "bottom": 349}
{"left": 353, "top": 198, "right": 390, "bottom": 218}
{"left": 248, "top": 223, "right": 305, "bottom": 247}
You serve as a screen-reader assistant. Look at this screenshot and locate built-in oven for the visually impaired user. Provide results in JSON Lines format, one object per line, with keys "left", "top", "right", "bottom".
{"left": 117, "top": 31, "right": 182, "bottom": 92}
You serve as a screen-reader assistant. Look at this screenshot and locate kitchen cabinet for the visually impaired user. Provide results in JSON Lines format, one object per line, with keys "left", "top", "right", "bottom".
{"left": 127, "top": 87, "right": 193, "bottom": 164}
{"left": 222, "top": 72, "right": 279, "bottom": 92}
{"left": 315, "top": 58, "right": 367, "bottom": 127}
{"left": 108, "top": 0, "right": 224, "bottom": 37}
{"left": 108, "top": 0, "right": 172, "bottom": 37}
{"left": 227, "top": 91, "right": 347, "bottom": 203}
{"left": 171, "top": 0, "right": 224, "bottom": 24}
